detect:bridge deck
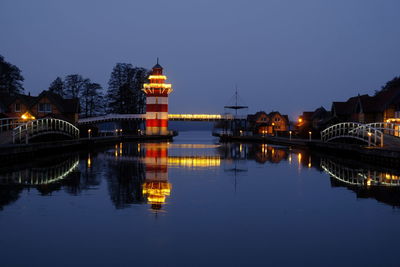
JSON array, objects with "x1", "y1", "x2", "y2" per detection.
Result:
[{"x1": 78, "y1": 114, "x2": 246, "y2": 124}]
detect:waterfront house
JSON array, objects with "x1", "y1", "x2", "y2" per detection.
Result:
[
  {"x1": 331, "y1": 86, "x2": 400, "y2": 124},
  {"x1": 0, "y1": 91, "x2": 80, "y2": 123},
  {"x1": 247, "y1": 111, "x2": 289, "y2": 135}
]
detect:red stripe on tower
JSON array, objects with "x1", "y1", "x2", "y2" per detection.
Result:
[{"x1": 142, "y1": 59, "x2": 173, "y2": 136}]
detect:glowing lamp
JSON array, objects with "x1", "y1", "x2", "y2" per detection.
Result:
[{"x1": 20, "y1": 112, "x2": 35, "y2": 121}]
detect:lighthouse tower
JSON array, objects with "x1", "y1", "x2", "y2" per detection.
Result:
[{"x1": 142, "y1": 59, "x2": 173, "y2": 135}]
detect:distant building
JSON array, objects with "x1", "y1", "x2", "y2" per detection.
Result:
[
  {"x1": 247, "y1": 111, "x2": 289, "y2": 135},
  {"x1": 0, "y1": 91, "x2": 80, "y2": 123}
]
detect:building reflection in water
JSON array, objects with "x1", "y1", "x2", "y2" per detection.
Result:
[{"x1": 141, "y1": 143, "x2": 171, "y2": 211}]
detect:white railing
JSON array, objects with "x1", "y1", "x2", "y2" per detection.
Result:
[
  {"x1": 78, "y1": 114, "x2": 146, "y2": 124},
  {"x1": 321, "y1": 158, "x2": 400, "y2": 186},
  {"x1": 77, "y1": 113, "x2": 246, "y2": 124},
  {"x1": 366, "y1": 122, "x2": 400, "y2": 137},
  {"x1": 321, "y1": 122, "x2": 384, "y2": 147},
  {"x1": 0, "y1": 117, "x2": 23, "y2": 133},
  {"x1": 13, "y1": 118, "x2": 80, "y2": 144}
]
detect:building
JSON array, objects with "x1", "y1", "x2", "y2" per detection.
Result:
[
  {"x1": 296, "y1": 106, "x2": 332, "y2": 137},
  {"x1": 247, "y1": 111, "x2": 289, "y2": 135},
  {"x1": 331, "y1": 85, "x2": 400, "y2": 124},
  {"x1": 142, "y1": 60, "x2": 173, "y2": 135},
  {"x1": 0, "y1": 91, "x2": 80, "y2": 123}
]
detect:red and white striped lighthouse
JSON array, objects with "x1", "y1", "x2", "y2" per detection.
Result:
[{"x1": 142, "y1": 59, "x2": 173, "y2": 135}]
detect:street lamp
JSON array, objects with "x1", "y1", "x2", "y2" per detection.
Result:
[
  {"x1": 368, "y1": 132, "x2": 372, "y2": 146},
  {"x1": 88, "y1": 129, "x2": 91, "y2": 140},
  {"x1": 289, "y1": 130, "x2": 292, "y2": 140},
  {"x1": 308, "y1": 131, "x2": 312, "y2": 141},
  {"x1": 272, "y1": 122, "x2": 275, "y2": 136}
]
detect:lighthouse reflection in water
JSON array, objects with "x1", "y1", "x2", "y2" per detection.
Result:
[{"x1": 141, "y1": 143, "x2": 171, "y2": 211}]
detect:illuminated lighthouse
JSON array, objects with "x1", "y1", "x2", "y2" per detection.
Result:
[{"x1": 142, "y1": 59, "x2": 173, "y2": 135}]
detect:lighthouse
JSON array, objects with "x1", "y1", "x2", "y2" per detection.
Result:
[{"x1": 142, "y1": 59, "x2": 173, "y2": 135}]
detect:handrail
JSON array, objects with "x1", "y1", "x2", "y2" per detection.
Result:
[
  {"x1": 321, "y1": 122, "x2": 384, "y2": 147},
  {"x1": 12, "y1": 118, "x2": 80, "y2": 144},
  {"x1": 366, "y1": 122, "x2": 400, "y2": 137},
  {"x1": 0, "y1": 117, "x2": 23, "y2": 133}
]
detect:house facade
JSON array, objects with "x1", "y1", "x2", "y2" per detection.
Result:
[
  {"x1": 0, "y1": 91, "x2": 79, "y2": 123},
  {"x1": 247, "y1": 111, "x2": 289, "y2": 135}
]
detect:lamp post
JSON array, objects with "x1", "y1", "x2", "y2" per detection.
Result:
[
  {"x1": 289, "y1": 130, "x2": 292, "y2": 140},
  {"x1": 368, "y1": 132, "x2": 372, "y2": 146},
  {"x1": 309, "y1": 131, "x2": 312, "y2": 141},
  {"x1": 88, "y1": 129, "x2": 91, "y2": 140}
]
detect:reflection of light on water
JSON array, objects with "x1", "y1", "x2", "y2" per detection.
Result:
[
  {"x1": 308, "y1": 156, "x2": 312, "y2": 168},
  {"x1": 261, "y1": 144, "x2": 267, "y2": 154},
  {"x1": 321, "y1": 158, "x2": 400, "y2": 187},
  {"x1": 239, "y1": 144, "x2": 243, "y2": 153},
  {"x1": 168, "y1": 156, "x2": 221, "y2": 168},
  {"x1": 168, "y1": 144, "x2": 220, "y2": 149},
  {"x1": 87, "y1": 154, "x2": 91, "y2": 168},
  {"x1": 119, "y1": 142, "x2": 123, "y2": 154},
  {"x1": 1, "y1": 158, "x2": 79, "y2": 185},
  {"x1": 142, "y1": 181, "x2": 172, "y2": 204},
  {"x1": 288, "y1": 154, "x2": 292, "y2": 164},
  {"x1": 297, "y1": 153, "x2": 302, "y2": 172}
]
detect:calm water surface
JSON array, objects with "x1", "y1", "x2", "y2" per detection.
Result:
[{"x1": 1, "y1": 131, "x2": 400, "y2": 266}]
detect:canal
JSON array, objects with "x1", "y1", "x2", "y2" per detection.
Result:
[{"x1": 0, "y1": 131, "x2": 400, "y2": 266}]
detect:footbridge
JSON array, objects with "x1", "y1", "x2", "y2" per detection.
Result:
[
  {"x1": 12, "y1": 118, "x2": 80, "y2": 144},
  {"x1": 321, "y1": 122, "x2": 400, "y2": 147},
  {"x1": 77, "y1": 113, "x2": 241, "y2": 125}
]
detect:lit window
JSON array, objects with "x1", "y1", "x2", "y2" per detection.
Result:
[
  {"x1": 15, "y1": 103, "x2": 21, "y2": 112},
  {"x1": 39, "y1": 103, "x2": 51, "y2": 113}
]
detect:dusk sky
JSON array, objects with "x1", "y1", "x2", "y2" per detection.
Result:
[{"x1": 1, "y1": 0, "x2": 400, "y2": 118}]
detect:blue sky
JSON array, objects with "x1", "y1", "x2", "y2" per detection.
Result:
[{"x1": 1, "y1": 0, "x2": 399, "y2": 119}]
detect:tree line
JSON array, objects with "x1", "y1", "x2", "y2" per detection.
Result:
[{"x1": 0, "y1": 54, "x2": 148, "y2": 117}]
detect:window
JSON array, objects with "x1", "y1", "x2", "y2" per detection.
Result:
[
  {"x1": 274, "y1": 117, "x2": 280, "y2": 122},
  {"x1": 15, "y1": 103, "x2": 21, "y2": 112},
  {"x1": 39, "y1": 103, "x2": 51, "y2": 113}
]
